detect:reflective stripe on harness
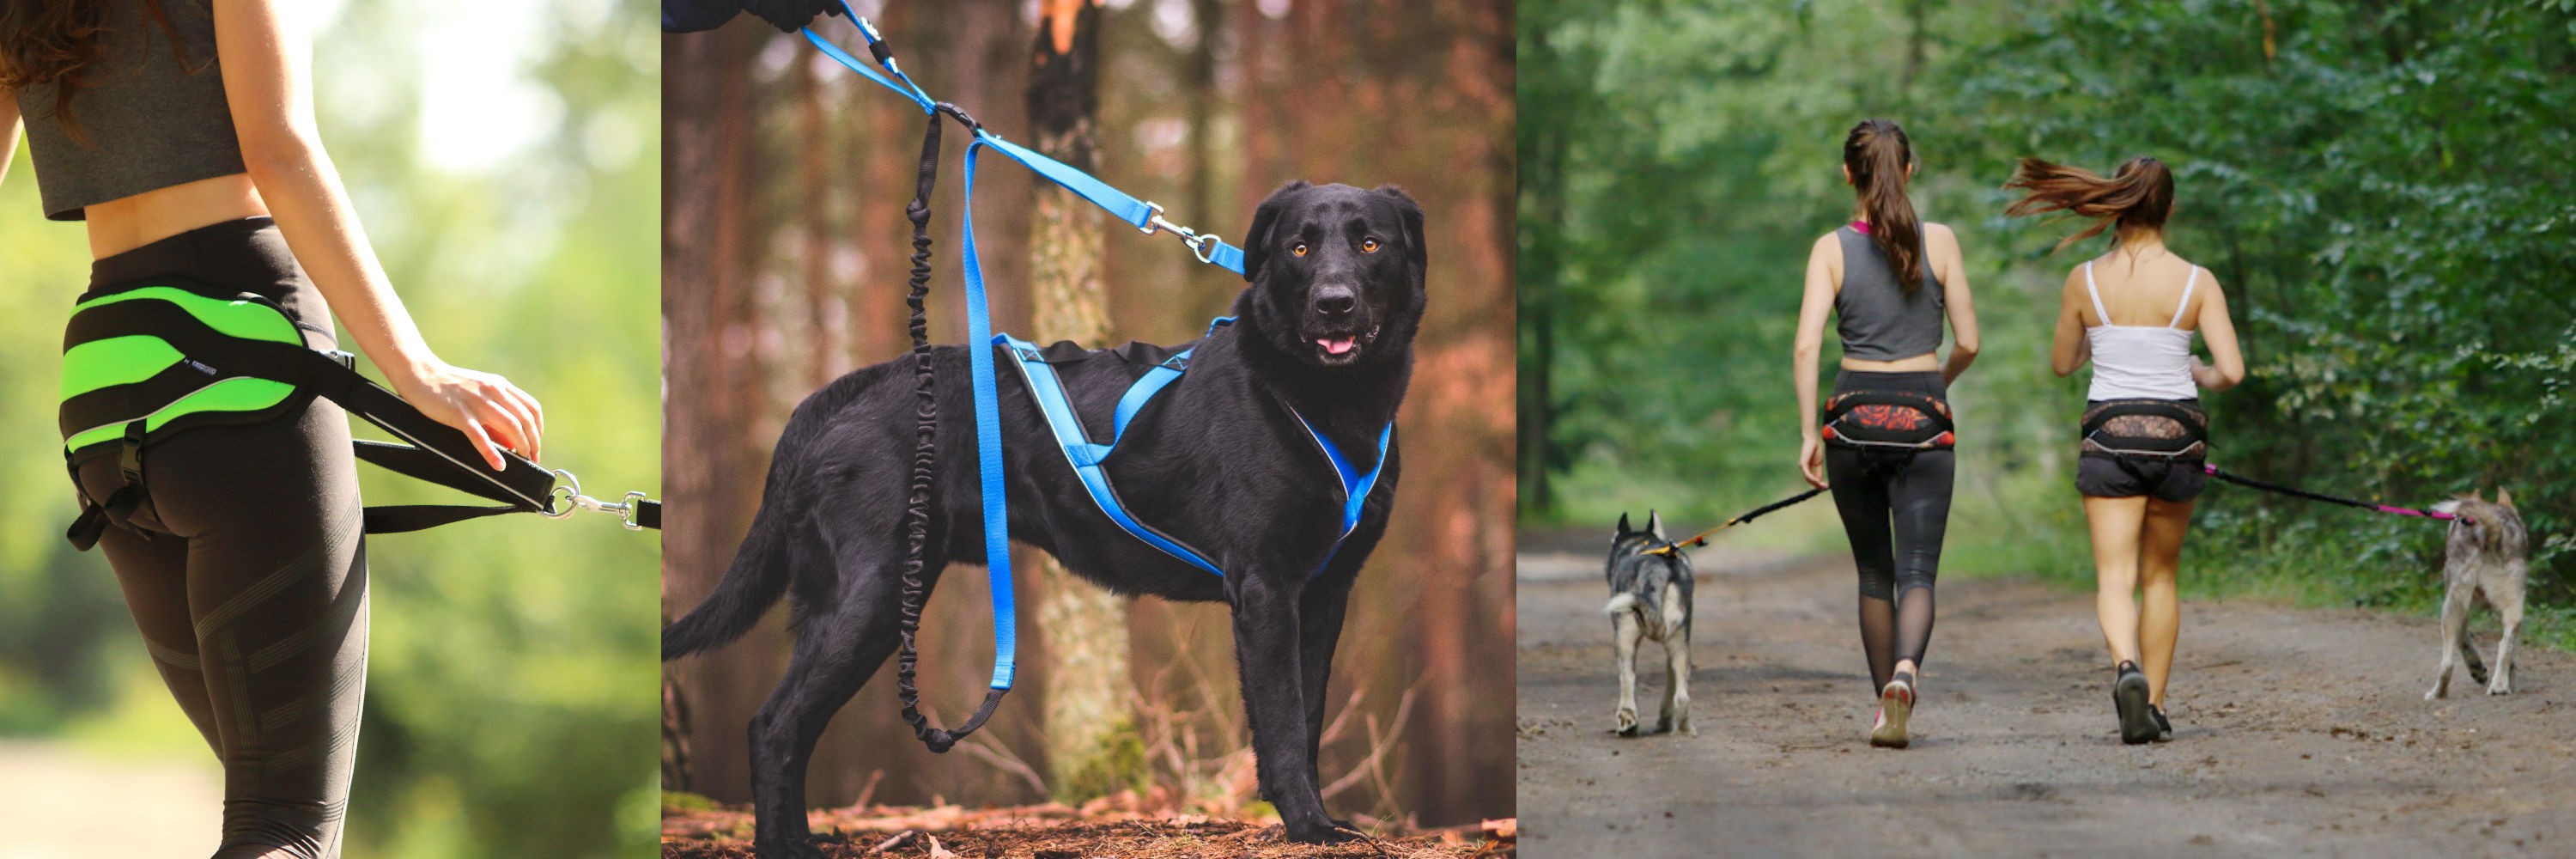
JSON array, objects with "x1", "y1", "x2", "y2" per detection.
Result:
[
  {"x1": 998, "y1": 317, "x2": 1393, "y2": 579},
  {"x1": 57, "y1": 281, "x2": 659, "y2": 549}
]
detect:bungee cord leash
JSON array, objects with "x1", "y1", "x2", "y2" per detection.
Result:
[
  {"x1": 1641, "y1": 487, "x2": 1828, "y2": 557},
  {"x1": 2201, "y1": 464, "x2": 2458, "y2": 521}
]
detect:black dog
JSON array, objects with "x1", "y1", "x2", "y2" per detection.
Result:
[{"x1": 664, "y1": 181, "x2": 1425, "y2": 852}]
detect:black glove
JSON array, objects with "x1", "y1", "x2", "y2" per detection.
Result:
[{"x1": 663, "y1": 0, "x2": 843, "y2": 34}]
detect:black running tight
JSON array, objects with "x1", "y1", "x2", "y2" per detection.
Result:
[
  {"x1": 1824, "y1": 370, "x2": 1954, "y2": 691},
  {"x1": 68, "y1": 219, "x2": 365, "y2": 859}
]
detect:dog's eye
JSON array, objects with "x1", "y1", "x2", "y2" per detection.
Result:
[
  {"x1": 1362, "y1": 237, "x2": 1380, "y2": 253},
  {"x1": 1291, "y1": 242, "x2": 1309, "y2": 258}
]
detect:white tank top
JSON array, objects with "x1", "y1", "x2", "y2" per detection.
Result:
[{"x1": 2083, "y1": 260, "x2": 2200, "y2": 400}]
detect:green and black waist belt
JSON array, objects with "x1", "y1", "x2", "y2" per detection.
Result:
[{"x1": 58, "y1": 280, "x2": 659, "y2": 549}]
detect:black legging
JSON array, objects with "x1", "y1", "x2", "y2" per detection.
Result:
[
  {"x1": 1824, "y1": 369, "x2": 1954, "y2": 691},
  {"x1": 67, "y1": 218, "x2": 365, "y2": 859}
]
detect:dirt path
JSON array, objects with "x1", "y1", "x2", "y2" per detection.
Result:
[{"x1": 1516, "y1": 539, "x2": 2576, "y2": 858}]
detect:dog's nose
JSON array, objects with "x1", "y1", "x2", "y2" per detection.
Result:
[{"x1": 1312, "y1": 286, "x2": 1357, "y2": 320}]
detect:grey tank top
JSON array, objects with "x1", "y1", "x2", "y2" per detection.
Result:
[
  {"x1": 1832, "y1": 223, "x2": 1946, "y2": 361},
  {"x1": 16, "y1": 0, "x2": 245, "y2": 222}
]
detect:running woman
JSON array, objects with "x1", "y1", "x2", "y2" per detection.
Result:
[
  {"x1": 1793, "y1": 119, "x2": 1981, "y2": 748},
  {"x1": 2005, "y1": 155, "x2": 2245, "y2": 745},
  {"x1": 3, "y1": 2, "x2": 542, "y2": 855}
]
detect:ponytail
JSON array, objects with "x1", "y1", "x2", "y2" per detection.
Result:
[
  {"x1": 1843, "y1": 119, "x2": 1923, "y2": 290},
  {"x1": 2002, "y1": 155, "x2": 2175, "y2": 249}
]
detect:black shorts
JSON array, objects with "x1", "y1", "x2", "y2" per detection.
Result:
[{"x1": 2075, "y1": 453, "x2": 2206, "y2": 503}]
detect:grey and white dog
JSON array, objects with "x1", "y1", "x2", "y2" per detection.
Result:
[
  {"x1": 2426, "y1": 490, "x2": 2530, "y2": 699},
  {"x1": 1606, "y1": 512, "x2": 1693, "y2": 735}
]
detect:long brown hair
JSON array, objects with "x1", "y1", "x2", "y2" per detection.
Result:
[
  {"x1": 0, "y1": 0, "x2": 188, "y2": 143},
  {"x1": 2002, "y1": 155, "x2": 2175, "y2": 249},
  {"x1": 1844, "y1": 119, "x2": 1923, "y2": 290}
]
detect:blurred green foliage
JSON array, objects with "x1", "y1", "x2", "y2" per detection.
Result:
[
  {"x1": 0, "y1": 1, "x2": 659, "y2": 856},
  {"x1": 1522, "y1": 0, "x2": 2574, "y2": 645}
]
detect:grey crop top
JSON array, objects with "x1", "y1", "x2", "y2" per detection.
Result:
[
  {"x1": 1832, "y1": 223, "x2": 1946, "y2": 361},
  {"x1": 15, "y1": 0, "x2": 246, "y2": 222}
]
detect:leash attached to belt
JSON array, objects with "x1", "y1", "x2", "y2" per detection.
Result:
[
  {"x1": 1642, "y1": 487, "x2": 1828, "y2": 557},
  {"x1": 2202, "y1": 465, "x2": 2458, "y2": 522},
  {"x1": 58, "y1": 284, "x2": 659, "y2": 552},
  {"x1": 804, "y1": 3, "x2": 1290, "y2": 753}
]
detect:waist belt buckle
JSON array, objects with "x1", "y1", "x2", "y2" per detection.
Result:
[
  {"x1": 117, "y1": 420, "x2": 147, "y2": 485},
  {"x1": 325, "y1": 350, "x2": 357, "y2": 370}
]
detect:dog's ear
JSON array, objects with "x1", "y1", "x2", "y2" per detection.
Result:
[
  {"x1": 1240, "y1": 180, "x2": 1312, "y2": 282},
  {"x1": 1646, "y1": 510, "x2": 1666, "y2": 540},
  {"x1": 2473, "y1": 489, "x2": 2486, "y2": 503},
  {"x1": 1373, "y1": 185, "x2": 1427, "y2": 277},
  {"x1": 2498, "y1": 488, "x2": 2514, "y2": 509},
  {"x1": 1616, "y1": 512, "x2": 1633, "y2": 537}
]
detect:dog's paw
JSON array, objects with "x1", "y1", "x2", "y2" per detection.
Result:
[
  {"x1": 753, "y1": 838, "x2": 830, "y2": 859},
  {"x1": 1612, "y1": 706, "x2": 1639, "y2": 735},
  {"x1": 1280, "y1": 821, "x2": 1362, "y2": 844},
  {"x1": 2468, "y1": 665, "x2": 2491, "y2": 686},
  {"x1": 2425, "y1": 685, "x2": 2448, "y2": 701},
  {"x1": 2487, "y1": 679, "x2": 2513, "y2": 696}
]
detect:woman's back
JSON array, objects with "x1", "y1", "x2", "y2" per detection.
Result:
[
  {"x1": 2081, "y1": 253, "x2": 2202, "y2": 401},
  {"x1": 1831, "y1": 222, "x2": 1947, "y2": 362}
]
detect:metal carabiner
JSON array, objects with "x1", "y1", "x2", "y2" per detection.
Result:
[
  {"x1": 1140, "y1": 201, "x2": 1218, "y2": 264},
  {"x1": 538, "y1": 468, "x2": 651, "y2": 530}
]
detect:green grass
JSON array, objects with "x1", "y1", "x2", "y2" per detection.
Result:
[{"x1": 58, "y1": 663, "x2": 212, "y2": 760}]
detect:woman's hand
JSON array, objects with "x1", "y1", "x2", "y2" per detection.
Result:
[
  {"x1": 1799, "y1": 434, "x2": 1829, "y2": 489},
  {"x1": 390, "y1": 360, "x2": 545, "y2": 470}
]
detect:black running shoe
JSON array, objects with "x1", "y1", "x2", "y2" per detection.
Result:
[
  {"x1": 2113, "y1": 661, "x2": 2156, "y2": 746},
  {"x1": 2151, "y1": 705, "x2": 2173, "y2": 742}
]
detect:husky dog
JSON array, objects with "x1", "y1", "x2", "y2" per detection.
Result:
[
  {"x1": 1606, "y1": 512, "x2": 1694, "y2": 735},
  {"x1": 2426, "y1": 490, "x2": 2530, "y2": 699}
]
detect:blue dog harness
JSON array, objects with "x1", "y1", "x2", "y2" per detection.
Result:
[
  {"x1": 997, "y1": 317, "x2": 1394, "y2": 578},
  {"x1": 798, "y1": 3, "x2": 1394, "y2": 752}
]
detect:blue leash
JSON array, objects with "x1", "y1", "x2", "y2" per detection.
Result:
[
  {"x1": 805, "y1": 8, "x2": 1248, "y2": 273},
  {"x1": 803, "y1": 4, "x2": 1253, "y2": 752}
]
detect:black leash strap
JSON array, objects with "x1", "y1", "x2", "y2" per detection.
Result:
[
  {"x1": 1643, "y1": 487, "x2": 1829, "y2": 557},
  {"x1": 2202, "y1": 465, "x2": 2455, "y2": 521}
]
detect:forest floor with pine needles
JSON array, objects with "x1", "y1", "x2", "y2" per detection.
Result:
[{"x1": 662, "y1": 798, "x2": 1513, "y2": 858}]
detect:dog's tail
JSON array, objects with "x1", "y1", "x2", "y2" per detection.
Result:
[
  {"x1": 662, "y1": 470, "x2": 796, "y2": 661},
  {"x1": 1604, "y1": 593, "x2": 1640, "y2": 617}
]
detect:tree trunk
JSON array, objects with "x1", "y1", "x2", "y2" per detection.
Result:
[
  {"x1": 660, "y1": 23, "x2": 766, "y2": 796},
  {"x1": 1518, "y1": 24, "x2": 1563, "y2": 514},
  {"x1": 1027, "y1": 0, "x2": 1143, "y2": 804}
]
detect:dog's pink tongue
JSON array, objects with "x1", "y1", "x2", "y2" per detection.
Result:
[{"x1": 1318, "y1": 337, "x2": 1356, "y2": 356}]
